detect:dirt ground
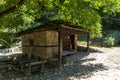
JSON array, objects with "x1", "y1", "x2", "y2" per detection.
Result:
[
  {"x1": 80, "y1": 46, "x2": 120, "y2": 80},
  {"x1": 77, "y1": 46, "x2": 120, "y2": 80},
  {"x1": 0, "y1": 46, "x2": 120, "y2": 80}
]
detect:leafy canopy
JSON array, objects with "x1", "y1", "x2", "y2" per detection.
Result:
[{"x1": 0, "y1": 0, "x2": 120, "y2": 38}]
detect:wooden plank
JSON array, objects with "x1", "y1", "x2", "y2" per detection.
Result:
[
  {"x1": 24, "y1": 60, "x2": 46, "y2": 75},
  {"x1": 29, "y1": 61, "x2": 46, "y2": 65},
  {"x1": 19, "y1": 58, "x2": 39, "y2": 64}
]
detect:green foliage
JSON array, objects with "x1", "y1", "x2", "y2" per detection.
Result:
[
  {"x1": 101, "y1": 31, "x2": 120, "y2": 47},
  {"x1": 0, "y1": 0, "x2": 120, "y2": 38},
  {"x1": 0, "y1": 0, "x2": 19, "y2": 13},
  {"x1": 85, "y1": 0, "x2": 120, "y2": 13},
  {"x1": 0, "y1": 32, "x2": 19, "y2": 48},
  {"x1": 77, "y1": 35, "x2": 87, "y2": 45},
  {"x1": 0, "y1": 0, "x2": 6, "y2": 6},
  {"x1": 58, "y1": 0, "x2": 103, "y2": 38},
  {"x1": 102, "y1": 13, "x2": 120, "y2": 30}
]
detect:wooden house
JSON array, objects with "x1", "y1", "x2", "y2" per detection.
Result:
[{"x1": 17, "y1": 21, "x2": 90, "y2": 65}]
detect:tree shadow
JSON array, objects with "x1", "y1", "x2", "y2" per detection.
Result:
[
  {"x1": 60, "y1": 63, "x2": 107, "y2": 79},
  {"x1": 0, "y1": 52, "x2": 107, "y2": 80},
  {"x1": 39, "y1": 52, "x2": 108, "y2": 80},
  {"x1": 61, "y1": 57, "x2": 107, "y2": 79},
  {"x1": 77, "y1": 46, "x2": 104, "y2": 53}
]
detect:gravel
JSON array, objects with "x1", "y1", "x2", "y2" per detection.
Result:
[{"x1": 0, "y1": 46, "x2": 120, "y2": 80}]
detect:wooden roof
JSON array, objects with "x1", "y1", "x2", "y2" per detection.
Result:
[
  {"x1": 58, "y1": 25, "x2": 89, "y2": 35},
  {"x1": 17, "y1": 21, "x2": 90, "y2": 36}
]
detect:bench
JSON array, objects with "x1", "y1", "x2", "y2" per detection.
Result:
[{"x1": 11, "y1": 58, "x2": 46, "y2": 75}]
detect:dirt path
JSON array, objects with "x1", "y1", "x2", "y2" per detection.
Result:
[
  {"x1": 0, "y1": 47, "x2": 120, "y2": 80},
  {"x1": 35, "y1": 47, "x2": 120, "y2": 80},
  {"x1": 78, "y1": 47, "x2": 120, "y2": 80}
]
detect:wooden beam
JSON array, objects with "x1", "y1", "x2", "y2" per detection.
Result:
[
  {"x1": 22, "y1": 45, "x2": 59, "y2": 47},
  {"x1": 74, "y1": 35, "x2": 77, "y2": 51},
  {"x1": 58, "y1": 25, "x2": 89, "y2": 35},
  {"x1": 58, "y1": 31, "x2": 62, "y2": 66},
  {"x1": 17, "y1": 28, "x2": 57, "y2": 36}
]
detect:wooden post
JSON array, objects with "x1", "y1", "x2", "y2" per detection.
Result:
[
  {"x1": 58, "y1": 31, "x2": 62, "y2": 66},
  {"x1": 74, "y1": 35, "x2": 77, "y2": 51},
  {"x1": 87, "y1": 34, "x2": 90, "y2": 52},
  {"x1": 28, "y1": 63, "x2": 31, "y2": 75}
]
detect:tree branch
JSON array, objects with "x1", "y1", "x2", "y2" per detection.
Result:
[{"x1": 0, "y1": 0, "x2": 25, "y2": 18}]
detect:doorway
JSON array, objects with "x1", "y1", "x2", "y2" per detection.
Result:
[{"x1": 62, "y1": 35, "x2": 76, "y2": 51}]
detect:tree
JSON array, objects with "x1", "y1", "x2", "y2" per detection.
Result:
[
  {"x1": 102, "y1": 12, "x2": 120, "y2": 30},
  {"x1": 0, "y1": 0, "x2": 25, "y2": 18},
  {"x1": 0, "y1": 0, "x2": 120, "y2": 38}
]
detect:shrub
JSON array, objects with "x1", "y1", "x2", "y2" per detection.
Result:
[
  {"x1": 0, "y1": 32, "x2": 20, "y2": 48},
  {"x1": 101, "y1": 31, "x2": 120, "y2": 47}
]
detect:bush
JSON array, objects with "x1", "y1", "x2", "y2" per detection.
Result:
[
  {"x1": 0, "y1": 32, "x2": 20, "y2": 48},
  {"x1": 101, "y1": 31, "x2": 120, "y2": 47}
]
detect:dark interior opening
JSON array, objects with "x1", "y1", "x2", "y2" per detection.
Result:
[
  {"x1": 70, "y1": 35, "x2": 75, "y2": 50},
  {"x1": 62, "y1": 35, "x2": 75, "y2": 51}
]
